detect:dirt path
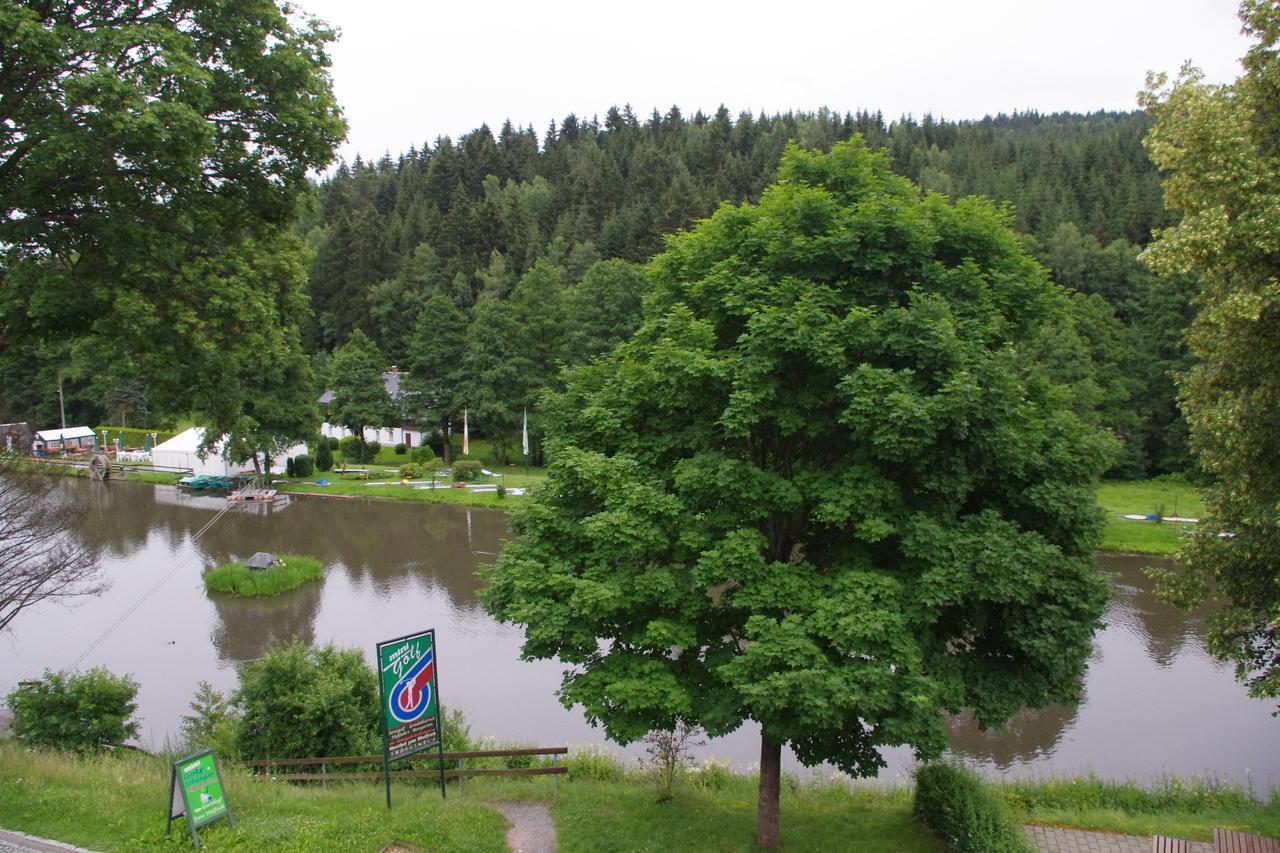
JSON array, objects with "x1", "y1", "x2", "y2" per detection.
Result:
[{"x1": 494, "y1": 802, "x2": 556, "y2": 853}]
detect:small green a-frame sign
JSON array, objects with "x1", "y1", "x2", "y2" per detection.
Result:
[{"x1": 167, "y1": 749, "x2": 234, "y2": 848}]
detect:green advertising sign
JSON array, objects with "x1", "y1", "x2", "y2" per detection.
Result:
[
  {"x1": 167, "y1": 749, "x2": 233, "y2": 847},
  {"x1": 376, "y1": 628, "x2": 446, "y2": 807},
  {"x1": 377, "y1": 628, "x2": 441, "y2": 761}
]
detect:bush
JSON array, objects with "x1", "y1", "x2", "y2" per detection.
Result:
[
  {"x1": 496, "y1": 483, "x2": 507, "y2": 498},
  {"x1": 327, "y1": 436, "x2": 340, "y2": 450},
  {"x1": 565, "y1": 744, "x2": 626, "y2": 782},
  {"x1": 180, "y1": 681, "x2": 241, "y2": 759},
  {"x1": 338, "y1": 435, "x2": 361, "y2": 459},
  {"x1": 361, "y1": 440, "x2": 381, "y2": 462},
  {"x1": 411, "y1": 445, "x2": 435, "y2": 464},
  {"x1": 394, "y1": 442, "x2": 407, "y2": 455},
  {"x1": 235, "y1": 641, "x2": 379, "y2": 760},
  {"x1": 452, "y1": 459, "x2": 483, "y2": 481},
  {"x1": 286, "y1": 456, "x2": 296, "y2": 477},
  {"x1": 315, "y1": 439, "x2": 333, "y2": 472},
  {"x1": 400, "y1": 463, "x2": 425, "y2": 480},
  {"x1": 914, "y1": 763, "x2": 1032, "y2": 853},
  {"x1": 293, "y1": 454, "x2": 314, "y2": 478},
  {"x1": 5, "y1": 667, "x2": 140, "y2": 751}
]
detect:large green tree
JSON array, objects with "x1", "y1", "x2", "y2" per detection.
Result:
[
  {"x1": 0, "y1": 0, "x2": 344, "y2": 433},
  {"x1": 1140, "y1": 0, "x2": 1280, "y2": 700},
  {"x1": 482, "y1": 140, "x2": 1110, "y2": 847},
  {"x1": 327, "y1": 330, "x2": 393, "y2": 459}
]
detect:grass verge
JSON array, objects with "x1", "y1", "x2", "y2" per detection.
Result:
[
  {"x1": 0, "y1": 743, "x2": 507, "y2": 852},
  {"x1": 1096, "y1": 476, "x2": 1204, "y2": 555},
  {"x1": 203, "y1": 555, "x2": 324, "y2": 597},
  {"x1": 1000, "y1": 774, "x2": 1280, "y2": 842}
]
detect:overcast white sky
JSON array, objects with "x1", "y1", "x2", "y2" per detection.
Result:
[{"x1": 293, "y1": 0, "x2": 1252, "y2": 165}]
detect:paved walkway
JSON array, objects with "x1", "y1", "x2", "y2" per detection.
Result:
[
  {"x1": 1025, "y1": 825, "x2": 1212, "y2": 853},
  {"x1": 494, "y1": 802, "x2": 556, "y2": 853},
  {"x1": 0, "y1": 829, "x2": 96, "y2": 853}
]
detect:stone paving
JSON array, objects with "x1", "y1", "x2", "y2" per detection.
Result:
[
  {"x1": 0, "y1": 829, "x2": 96, "y2": 853},
  {"x1": 1025, "y1": 824, "x2": 1212, "y2": 853}
]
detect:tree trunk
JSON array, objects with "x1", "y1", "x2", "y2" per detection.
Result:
[
  {"x1": 756, "y1": 730, "x2": 781, "y2": 849},
  {"x1": 439, "y1": 418, "x2": 452, "y2": 464}
]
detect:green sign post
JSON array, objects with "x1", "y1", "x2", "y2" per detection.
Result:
[
  {"x1": 166, "y1": 749, "x2": 234, "y2": 848},
  {"x1": 376, "y1": 628, "x2": 445, "y2": 807}
]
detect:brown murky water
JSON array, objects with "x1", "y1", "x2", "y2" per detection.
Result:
[{"x1": 0, "y1": 480, "x2": 1275, "y2": 787}]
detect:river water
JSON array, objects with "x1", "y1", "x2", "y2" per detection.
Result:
[{"x1": 0, "y1": 480, "x2": 1274, "y2": 788}]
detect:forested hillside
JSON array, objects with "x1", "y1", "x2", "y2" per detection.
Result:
[{"x1": 304, "y1": 107, "x2": 1193, "y2": 476}]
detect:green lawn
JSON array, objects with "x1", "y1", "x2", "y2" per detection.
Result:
[
  {"x1": 1095, "y1": 476, "x2": 1204, "y2": 555},
  {"x1": 277, "y1": 465, "x2": 547, "y2": 509},
  {"x1": 549, "y1": 778, "x2": 942, "y2": 853},
  {"x1": 0, "y1": 744, "x2": 507, "y2": 852},
  {"x1": 4, "y1": 744, "x2": 1278, "y2": 852}
]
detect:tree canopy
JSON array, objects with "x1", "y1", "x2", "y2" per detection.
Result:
[
  {"x1": 0, "y1": 0, "x2": 344, "y2": 437},
  {"x1": 482, "y1": 139, "x2": 1111, "y2": 847},
  {"x1": 1140, "y1": 0, "x2": 1280, "y2": 701}
]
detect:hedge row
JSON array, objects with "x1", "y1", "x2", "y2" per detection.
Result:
[{"x1": 914, "y1": 763, "x2": 1031, "y2": 853}]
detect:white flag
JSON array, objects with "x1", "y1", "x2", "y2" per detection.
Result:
[
  {"x1": 522, "y1": 408, "x2": 529, "y2": 457},
  {"x1": 462, "y1": 408, "x2": 469, "y2": 457}
]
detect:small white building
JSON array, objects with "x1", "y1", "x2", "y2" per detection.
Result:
[
  {"x1": 35, "y1": 426, "x2": 96, "y2": 453},
  {"x1": 151, "y1": 427, "x2": 307, "y2": 476},
  {"x1": 318, "y1": 369, "x2": 426, "y2": 448}
]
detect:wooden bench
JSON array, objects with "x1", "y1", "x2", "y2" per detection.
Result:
[
  {"x1": 243, "y1": 746, "x2": 569, "y2": 799},
  {"x1": 1214, "y1": 828, "x2": 1280, "y2": 852},
  {"x1": 1153, "y1": 837, "x2": 1193, "y2": 852}
]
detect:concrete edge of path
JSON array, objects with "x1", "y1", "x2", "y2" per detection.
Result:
[{"x1": 0, "y1": 828, "x2": 98, "y2": 853}]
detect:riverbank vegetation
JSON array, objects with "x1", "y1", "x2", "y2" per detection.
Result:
[
  {"x1": 202, "y1": 556, "x2": 325, "y2": 597},
  {"x1": 1, "y1": 742, "x2": 1277, "y2": 852}
]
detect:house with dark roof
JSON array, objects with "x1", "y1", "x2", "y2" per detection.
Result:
[{"x1": 318, "y1": 368, "x2": 427, "y2": 447}]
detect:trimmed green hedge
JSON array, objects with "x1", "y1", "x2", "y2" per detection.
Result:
[
  {"x1": 203, "y1": 555, "x2": 324, "y2": 597},
  {"x1": 90, "y1": 427, "x2": 178, "y2": 448},
  {"x1": 914, "y1": 763, "x2": 1032, "y2": 853}
]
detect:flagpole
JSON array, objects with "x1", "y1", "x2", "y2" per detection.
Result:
[{"x1": 462, "y1": 409, "x2": 469, "y2": 458}]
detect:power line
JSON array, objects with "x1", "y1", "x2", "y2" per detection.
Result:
[{"x1": 67, "y1": 481, "x2": 254, "y2": 670}]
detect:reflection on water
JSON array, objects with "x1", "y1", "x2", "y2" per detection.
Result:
[{"x1": 0, "y1": 479, "x2": 1275, "y2": 787}]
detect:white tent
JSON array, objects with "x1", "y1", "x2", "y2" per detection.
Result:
[
  {"x1": 151, "y1": 428, "x2": 238, "y2": 476},
  {"x1": 151, "y1": 428, "x2": 309, "y2": 476},
  {"x1": 35, "y1": 426, "x2": 96, "y2": 450}
]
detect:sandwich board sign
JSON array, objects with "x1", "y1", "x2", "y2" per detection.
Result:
[
  {"x1": 167, "y1": 749, "x2": 234, "y2": 847},
  {"x1": 377, "y1": 628, "x2": 446, "y2": 806}
]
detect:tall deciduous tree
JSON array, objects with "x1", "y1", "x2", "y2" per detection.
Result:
[
  {"x1": 482, "y1": 140, "x2": 1110, "y2": 847},
  {"x1": 1140, "y1": 0, "x2": 1280, "y2": 701},
  {"x1": 405, "y1": 294, "x2": 467, "y2": 463},
  {"x1": 0, "y1": 0, "x2": 344, "y2": 435},
  {"x1": 328, "y1": 330, "x2": 393, "y2": 459}
]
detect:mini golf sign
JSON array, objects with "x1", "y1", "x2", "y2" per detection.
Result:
[
  {"x1": 166, "y1": 749, "x2": 233, "y2": 847},
  {"x1": 377, "y1": 628, "x2": 445, "y2": 805}
]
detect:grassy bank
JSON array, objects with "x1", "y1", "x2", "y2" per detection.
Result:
[
  {"x1": 277, "y1": 466, "x2": 546, "y2": 508},
  {"x1": 4, "y1": 743, "x2": 1277, "y2": 851},
  {"x1": 203, "y1": 555, "x2": 324, "y2": 597},
  {"x1": 1096, "y1": 476, "x2": 1204, "y2": 555},
  {"x1": 1000, "y1": 774, "x2": 1280, "y2": 842},
  {"x1": 0, "y1": 744, "x2": 507, "y2": 851}
]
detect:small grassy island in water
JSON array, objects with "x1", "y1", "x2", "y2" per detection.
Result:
[{"x1": 203, "y1": 554, "x2": 324, "y2": 596}]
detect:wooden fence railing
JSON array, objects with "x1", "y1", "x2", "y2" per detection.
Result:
[{"x1": 242, "y1": 746, "x2": 569, "y2": 799}]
